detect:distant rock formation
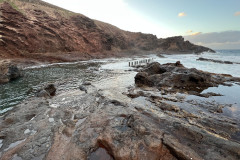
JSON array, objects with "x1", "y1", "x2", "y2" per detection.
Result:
[
  {"x1": 158, "y1": 36, "x2": 215, "y2": 53},
  {"x1": 0, "y1": 0, "x2": 215, "y2": 62},
  {"x1": 197, "y1": 57, "x2": 240, "y2": 64}
]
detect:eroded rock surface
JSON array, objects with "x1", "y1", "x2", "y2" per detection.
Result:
[
  {"x1": 0, "y1": 60, "x2": 21, "y2": 84},
  {"x1": 0, "y1": 69, "x2": 239, "y2": 160},
  {"x1": 135, "y1": 62, "x2": 240, "y2": 93},
  {"x1": 0, "y1": 1, "x2": 214, "y2": 62},
  {"x1": 36, "y1": 84, "x2": 56, "y2": 98}
]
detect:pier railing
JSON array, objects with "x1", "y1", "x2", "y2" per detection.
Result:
[{"x1": 128, "y1": 58, "x2": 154, "y2": 67}]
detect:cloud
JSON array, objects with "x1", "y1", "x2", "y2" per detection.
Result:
[
  {"x1": 235, "y1": 11, "x2": 240, "y2": 16},
  {"x1": 190, "y1": 32, "x2": 202, "y2": 36},
  {"x1": 178, "y1": 12, "x2": 187, "y2": 17},
  {"x1": 186, "y1": 30, "x2": 201, "y2": 36},
  {"x1": 186, "y1": 30, "x2": 193, "y2": 34},
  {"x1": 184, "y1": 31, "x2": 240, "y2": 49}
]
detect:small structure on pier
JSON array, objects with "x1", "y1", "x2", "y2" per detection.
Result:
[{"x1": 128, "y1": 58, "x2": 153, "y2": 67}]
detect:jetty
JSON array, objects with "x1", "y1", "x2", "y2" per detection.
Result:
[{"x1": 128, "y1": 58, "x2": 154, "y2": 67}]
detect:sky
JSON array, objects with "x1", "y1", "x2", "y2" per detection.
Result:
[{"x1": 42, "y1": 0, "x2": 240, "y2": 49}]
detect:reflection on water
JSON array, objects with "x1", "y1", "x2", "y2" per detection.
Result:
[{"x1": 201, "y1": 83, "x2": 240, "y2": 119}]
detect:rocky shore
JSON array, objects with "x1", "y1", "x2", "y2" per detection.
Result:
[
  {"x1": 135, "y1": 61, "x2": 240, "y2": 94},
  {"x1": 0, "y1": 62, "x2": 239, "y2": 160}
]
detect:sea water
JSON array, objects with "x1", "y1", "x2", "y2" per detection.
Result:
[
  {"x1": 154, "y1": 50, "x2": 240, "y2": 119},
  {"x1": 154, "y1": 50, "x2": 240, "y2": 77},
  {"x1": 1, "y1": 50, "x2": 240, "y2": 116},
  {"x1": 0, "y1": 62, "x2": 102, "y2": 111}
]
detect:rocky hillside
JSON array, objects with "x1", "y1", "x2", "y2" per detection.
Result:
[{"x1": 0, "y1": 0, "x2": 214, "y2": 61}]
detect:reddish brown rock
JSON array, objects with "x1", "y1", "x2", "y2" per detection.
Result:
[{"x1": 0, "y1": 1, "x2": 214, "y2": 63}]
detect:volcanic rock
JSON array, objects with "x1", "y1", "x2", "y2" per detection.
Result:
[
  {"x1": 79, "y1": 85, "x2": 88, "y2": 93},
  {"x1": 0, "y1": 1, "x2": 214, "y2": 62},
  {"x1": 197, "y1": 57, "x2": 240, "y2": 65},
  {"x1": 0, "y1": 60, "x2": 21, "y2": 84},
  {"x1": 135, "y1": 62, "x2": 240, "y2": 92},
  {"x1": 36, "y1": 84, "x2": 56, "y2": 97}
]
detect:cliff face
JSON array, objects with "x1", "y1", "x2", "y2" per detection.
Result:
[{"x1": 0, "y1": 0, "x2": 214, "y2": 60}]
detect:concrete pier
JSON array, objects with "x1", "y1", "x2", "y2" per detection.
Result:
[{"x1": 128, "y1": 58, "x2": 153, "y2": 67}]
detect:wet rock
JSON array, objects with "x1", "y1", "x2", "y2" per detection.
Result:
[
  {"x1": 126, "y1": 90, "x2": 146, "y2": 98},
  {"x1": 216, "y1": 105, "x2": 224, "y2": 113},
  {"x1": 135, "y1": 72, "x2": 153, "y2": 87},
  {"x1": 36, "y1": 90, "x2": 50, "y2": 98},
  {"x1": 0, "y1": 60, "x2": 21, "y2": 84},
  {"x1": 157, "y1": 54, "x2": 165, "y2": 58},
  {"x1": 149, "y1": 96, "x2": 180, "y2": 112},
  {"x1": 175, "y1": 61, "x2": 184, "y2": 67},
  {"x1": 159, "y1": 103, "x2": 180, "y2": 112},
  {"x1": 44, "y1": 84, "x2": 56, "y2": 96},
  {"x1": 82, "y1": 81, "x2": 91, "y2": 86},
  {"x1": 135, "y1": 62, "x2": 239, "y2": 93},
  {"x1": 36, "y1": 84, "x2": 56, "y2": 97},
  {"x1": 109, "y1": 100, "x2": 125, "y2": 106},
  {"x1": 141, "y1": 62, "x2": 167, "y2": 75},
  {"x1": 199, "y1": 92, "x2": 223, "y2": 98},
  {"x1": 1, "y1": 68, "x2": 240, "y2": 160},
  {"x1": 79, "y1": 85, "x2": 88, "y2": 93}
]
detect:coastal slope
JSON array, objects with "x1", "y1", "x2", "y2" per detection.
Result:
[{"x1": 0, "y1": 0, "x2": 214, "y2": 62}]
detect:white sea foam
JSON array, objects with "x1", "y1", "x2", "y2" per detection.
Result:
[{"x1": 154, "y1": 51, "x2": 240, "y2": 77}]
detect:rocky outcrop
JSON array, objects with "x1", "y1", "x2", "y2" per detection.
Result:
[
  {"x1": 197, "y1": 57, "x2": 240, "y2": 64},
  {"x1": 0, "y1": 70, "x2": 239, "y2": 160},
  {"x1": 0, "y1": 0, "x2": 214, "y2": 62},
  {"x1": 158, "y1": 36, "x2": 215, "y2": 53},
  {"x1": 0, "y1": 60, "x2": 21, "y2": 84},
  {"x1": 36, "y1": 84, "x2": 56, "y2": 97},
  {"x1": 135, "y1": 62, "x2": 240, "y2": 93}
]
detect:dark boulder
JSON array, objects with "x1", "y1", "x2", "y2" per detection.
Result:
[
  {"x1": 44, "y1": 84, "x2": 56, "y2": 96},
  {"x1": 36, "y1": 90, "x2": 51, "y2": 98},
  {"x1": 141, "y1": 62, "x2": 167, "y2": 75},
  {"x1": 79, "y1": 85, "x2": 88, "y2": 93},
  {"x1": 135, "y1": 62, "x2": 234, "y2": 92},
  {"x1": 175, "y1": 61, "x2": 184, "y2": 67},
  {"x1": 0, "y1": 60, "x2": 21, "y2": 84},
  {"x1": 135, "y1": 72, "x2": 153, "y2": 87},
  {"x1": 36, "y1": 84, "x2": 56, "y2": 98}
]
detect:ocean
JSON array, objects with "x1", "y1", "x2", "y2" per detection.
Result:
[{"x1": 154, "y1": 50, "x2": 240, "y2": 77}]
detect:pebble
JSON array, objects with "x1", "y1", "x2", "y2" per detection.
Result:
[
  {"x1": 50, "y1": 104, "x2": 58, "y2": 108},
  {"x1": 24, "y1": 129, "x2": 31, "y2": 134},
  {"x1": 49, "y1": 118, "x2": 54, "y2": 122}
]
